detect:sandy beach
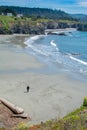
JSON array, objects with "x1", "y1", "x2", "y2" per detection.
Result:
[{"x1": 0, "y1": 34, "x2": 87, "y2": 125}]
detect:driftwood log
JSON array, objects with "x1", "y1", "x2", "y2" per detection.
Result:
[
  {"x1": 0, "y1": 97, "x2": 24, "y2": 114},
  {"x1": 11, "y1": 113, "x2": 29, "y2": 119}
]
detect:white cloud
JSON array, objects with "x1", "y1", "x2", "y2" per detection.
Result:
[{"x1": 78, "y1": 2, "x2": 87, "y2": 7}]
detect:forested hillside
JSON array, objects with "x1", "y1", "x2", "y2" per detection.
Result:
[
  {"x1": 0, "y1": 6, "x2": 75, "y2": 20},
  {"x1": 71, "y1": 14, "x2": 87, "y2": 22}
]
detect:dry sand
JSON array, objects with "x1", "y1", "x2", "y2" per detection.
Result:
[{"x1": 0, "y1": 35, "x2": 87, "y2": 125}]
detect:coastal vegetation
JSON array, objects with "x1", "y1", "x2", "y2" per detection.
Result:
[
  {"x1": 0, "y1": 6, "x2": 87, "y2": 34},
  {"x1": 0, "y1": 98, "x2": 87, "y2": 130},
  {"x1": 15, "y1": 98, "x2": 87, "y2": 130}
]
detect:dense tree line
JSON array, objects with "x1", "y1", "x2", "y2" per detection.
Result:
[{"x1": 0, "y1": 6, "x2": 76, "y2": 20}]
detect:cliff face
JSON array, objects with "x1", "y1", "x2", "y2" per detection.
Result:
[
  {"x1": 0, "y1": 16, "x2": 87, "y2": 34},
  {"x1": 10, "y1": 24, "x2": 45, "y2": 34},
  {"x1": 77, "y1": 24, "x2": 87, "y2": 31},
  {"x1": 0, "y1": 16, "x2": 45, "y2": 34}
]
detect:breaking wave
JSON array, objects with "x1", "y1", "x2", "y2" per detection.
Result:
[
  {"x1": 24, "y1": 35, "x2": 45, "y2": 46},
  {"x1": 50, "y1": 40, "x2": 59, "y2": 51},
  {"x1": 23, "y1": 32, "x2": 87, "y2": 79},
  {"x1": 70, "y1": 56, "x2": 87, "y2": 66}
]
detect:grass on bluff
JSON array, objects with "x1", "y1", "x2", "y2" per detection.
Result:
[
  {"x1": 13, "y1": 97, "x2": 87, "y2": 130},
  {"x1": 16, "y1": 106, "x2": 87, "y2": 130},
  {"x1": 0, "y1": 15, "x2": 14, "y2": 21},
  {"x1": 0, "y1": 98, "x2": 87, "y2": 130},
  {"x1": 0, "y1": 15, "x2": 15, "y2": 29}
]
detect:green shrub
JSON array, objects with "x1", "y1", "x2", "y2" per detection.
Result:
[{"x1": 83, "y1": 97, "x2": 87, "y2": 107}]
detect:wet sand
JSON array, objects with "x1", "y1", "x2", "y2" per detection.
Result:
[{"x1": 0, "y1": 34, "x2": 87, "y2": 124}]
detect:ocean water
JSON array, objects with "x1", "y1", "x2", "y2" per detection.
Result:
[{"x1": 24, "y1": 30, "x2": 87, "y2": 81}]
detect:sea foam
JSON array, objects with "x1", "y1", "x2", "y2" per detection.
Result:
[
  {"x1": 24, "y1": 35, "x2": 49, "y2": 56},
  {"x1": 70, "y1": 56, "x2": 87, "y2": 66},
  {"x1": 24, "y1": 35, "x2": 45, "y2": 46},
  {"x1": 50, "y1": 40, "x2": 59, "y2": 51}
]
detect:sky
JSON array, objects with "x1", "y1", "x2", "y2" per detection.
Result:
[{"x1": 0, "y1": 0, "x2": 87, "y2": 14}]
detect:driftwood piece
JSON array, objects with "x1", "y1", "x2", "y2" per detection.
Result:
[
  {"x1": 11, "y1": 113, "x2": 29, "y2": 119},
  {"x1": 0, "y1": 97, "x2": 24, "y2": 114}
]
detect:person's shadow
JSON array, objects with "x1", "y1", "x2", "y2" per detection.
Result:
[{"x1": 24, "y1": 91, "x2": 28, "y2": 93}]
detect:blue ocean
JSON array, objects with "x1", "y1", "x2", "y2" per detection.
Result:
[{"x1": 24, "y1": 29, "x2": 87, "y2": 81}]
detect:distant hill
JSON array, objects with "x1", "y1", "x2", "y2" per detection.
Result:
[
  {"x1": 71, "y1": 14, "x2": 87, "y2": 22},
  {"x1": 0, "y1": 6, "x2": 75, "y2": 20}
]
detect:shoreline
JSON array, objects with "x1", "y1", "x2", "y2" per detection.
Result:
[
  {"x1": 45, "y1": 28, "x2": 77, "y2": 34},
  {"x1": 0, "y1": 34, "x2": 87, "y2": 125}
]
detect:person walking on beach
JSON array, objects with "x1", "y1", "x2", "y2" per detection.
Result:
[{"x1": 27, "y1": 86, "x2": 30, "y2": 92}]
